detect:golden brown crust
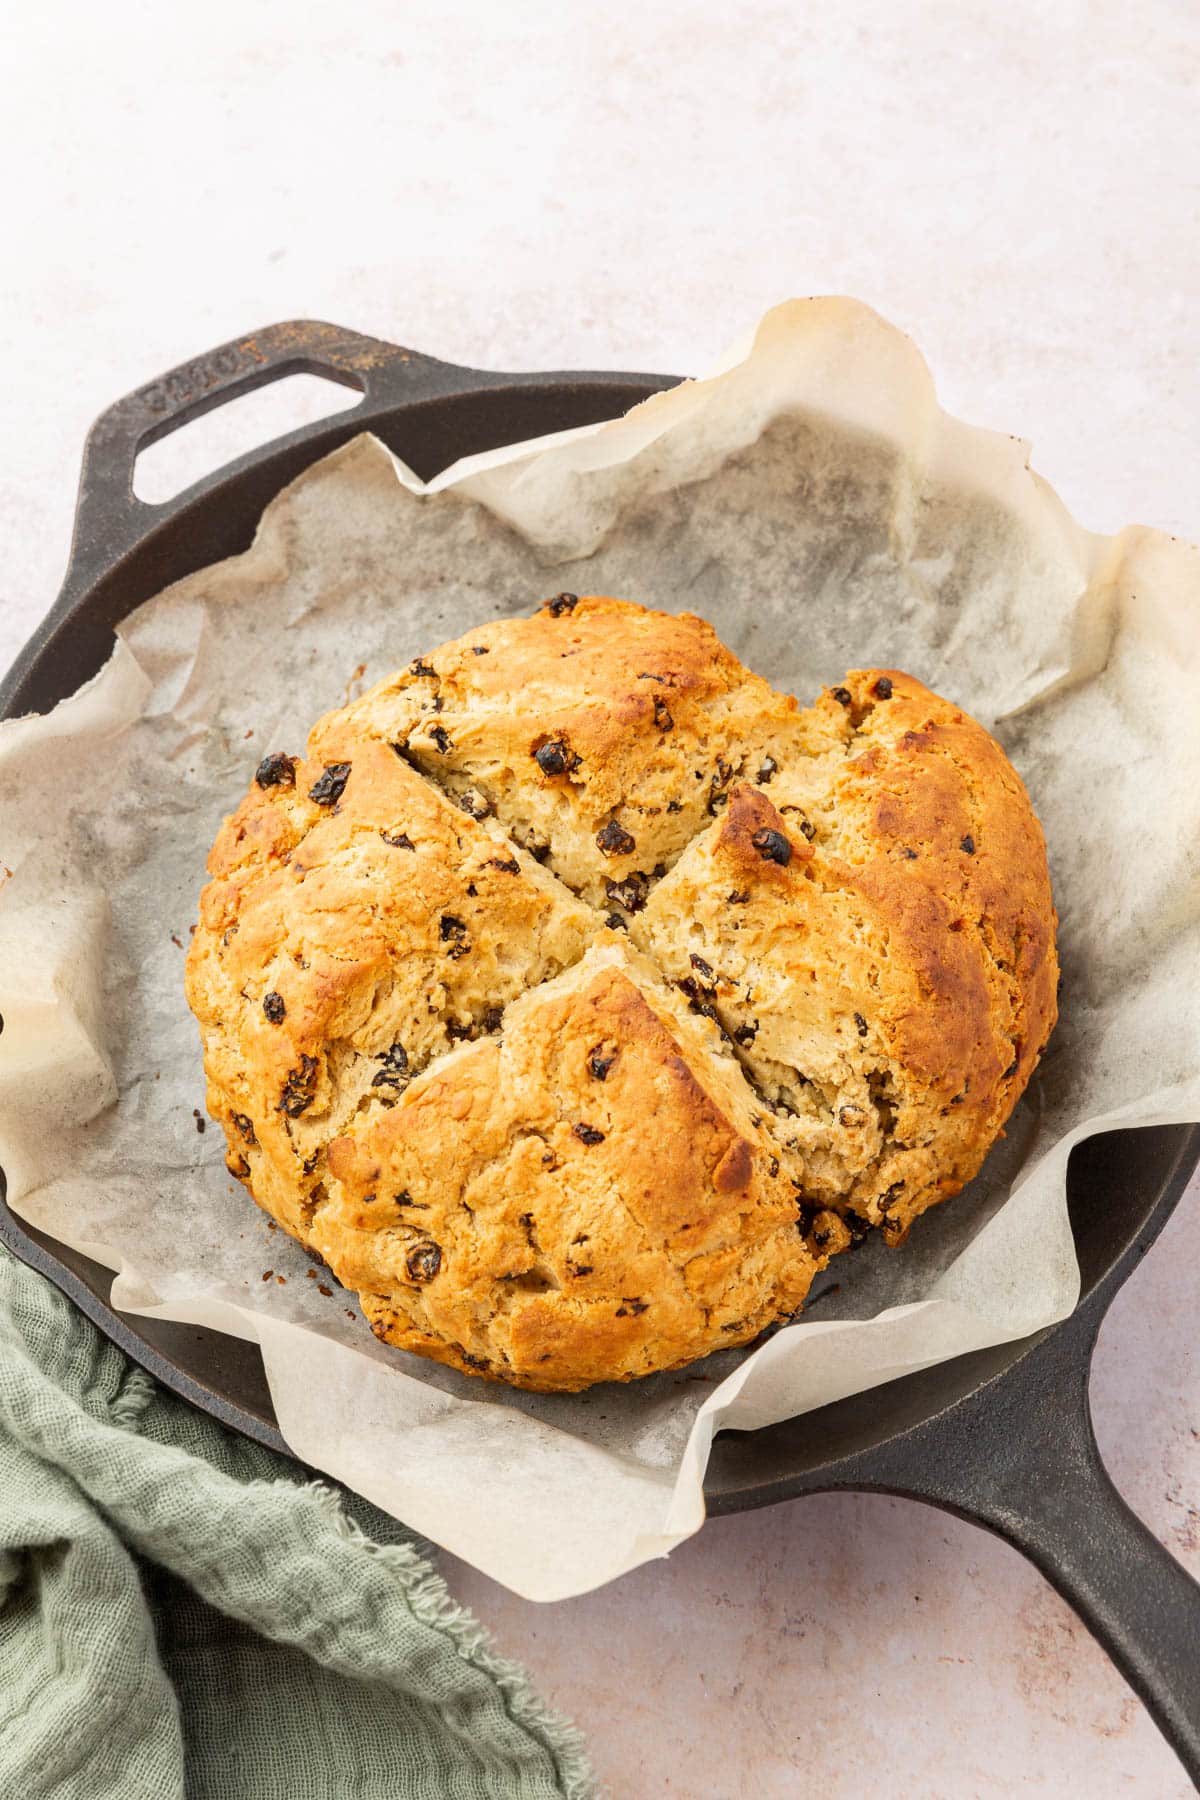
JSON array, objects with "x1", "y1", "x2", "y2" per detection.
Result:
[
  {"x1": 318, "y1": 945, "x2": 827, "y2": 1391},
  {"x1": 186, "y1": 598, "x2": 1057, "y2": 1388},
  {"x1": 632, "y1": 667, "x2": 1059, "y2": 1238},
  {"x1": 325, "y1": 597, "x2": 808, "y2": 913},
  {"x1": 186, "y1": 730, "x2": 594, "y2": 1241}
]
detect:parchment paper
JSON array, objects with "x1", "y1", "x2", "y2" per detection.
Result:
[{"x1": 1, "y1": 299, "x2": 1197, "y2": 1600}]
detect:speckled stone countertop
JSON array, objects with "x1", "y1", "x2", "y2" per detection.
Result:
[{"x1": 3, "y1": 4, "x2": 1197, "y2": 1792}]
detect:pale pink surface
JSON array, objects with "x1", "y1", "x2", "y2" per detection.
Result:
[
  {"x1": 3, "y1": 4, "x2": 1197, "y2": 1792},
  {"x1": 448, "y1": 1194, "x2": 1200, "y2": 1796}
]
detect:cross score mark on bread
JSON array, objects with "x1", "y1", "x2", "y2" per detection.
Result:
[{"x1": 186, "y1": 597, "x2": 1058, "y2": 1392}]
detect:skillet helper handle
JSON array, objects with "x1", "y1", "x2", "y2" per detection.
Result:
[
  {"x1": 879, "y1": 1299, "x2": 1200, "y2": 1784},
  {"x1": 66, "y1": 322, "x2": 442, "y2": 592}
]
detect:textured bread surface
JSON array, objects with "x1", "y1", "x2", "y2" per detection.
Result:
[{"x1": 186, "y1": 596, "x2": 1057, "y2": 1391}]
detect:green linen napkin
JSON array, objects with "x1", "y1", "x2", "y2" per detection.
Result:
[{"x1": 0, "y1": 1246, "x2": 594, "y2": 1800}]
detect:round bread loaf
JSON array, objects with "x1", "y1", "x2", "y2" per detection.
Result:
[{"x1": 186, "y1": 596, "x2": 1058, "y2": 1392}]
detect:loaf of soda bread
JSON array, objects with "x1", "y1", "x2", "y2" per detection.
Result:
[{"x1": 186, "y1": 596, "x2": 1057, "y2": 1391}]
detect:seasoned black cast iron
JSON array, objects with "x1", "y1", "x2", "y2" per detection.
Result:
[{"x1": 2, "y1": 324, "x2": 1198, "y2": 1780}]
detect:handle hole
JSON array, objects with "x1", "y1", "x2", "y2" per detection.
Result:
[{"x1": 133, "y1": 371, "x2": 363, "y2": 503}]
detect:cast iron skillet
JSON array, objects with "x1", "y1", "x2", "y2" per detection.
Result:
[{"x1": 2, "y1": 323, "x2": 1199, "y2": 1781}]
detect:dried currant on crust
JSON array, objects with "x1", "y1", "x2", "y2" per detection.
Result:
[
  {"x1": 255, "y1": 752, "x2": 296, "y2": 790},
  {"x1": 278, "y1": 1054, "x2": 318, "y2": 1117},
  {"x1": 406, "y1": 1242, "x2": 442, "y2": 1282},
  {"x1": 707, "y1": 756, "x2": 734, "y2": 815},
  {"x1": 533, "y1": 738, "x2": 580, "y2": 777},
  {"x1": 262, "y1": 991, "x2": 286, "y2": 1023},
  {"x1": 372, "y1": 1042, "x2": 410, "y2": 1088},
  {"x1": 677, "y1": 975, "x2": 718, "y2": 1021},
  {"x1": 751, "y1": 827, "x2": 791, "y2": 866},
  {"x1": 596, "y1": 819, "x2": 636, "y2": 856},
  {"x1": 604, "y1": 872, "x2": 648, "y2": 914},
  {"x1": 457, "y1": 788, "x2": 494, "y2": 820},
  {"x1": 439, "y1": 915, "x2": 470, "y2": 959},
  {"x1": 308, "y1": 763, "x2": 351, "y2": 806}
]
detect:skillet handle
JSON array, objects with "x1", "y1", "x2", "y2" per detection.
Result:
[
  {"x1": 67, "y1": 321, "x2": 445, "y2": 590},
  {"x1": 876, "y1": 1299, "x2": 1200, "y2": 1783},
  {"x1": 0, "y1": 321, "x2": 479, "y2": 717}
]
